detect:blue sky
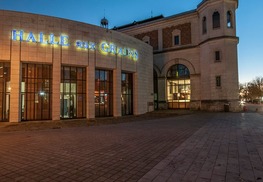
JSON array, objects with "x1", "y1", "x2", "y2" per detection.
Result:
[{"x1": 0, "y1": 0, "x2": 262, "y2": 83}]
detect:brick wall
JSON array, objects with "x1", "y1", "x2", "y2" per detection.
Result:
[
  {"x1": 134, "y1": 30, "x2": 158, "y2": 50},
  {"x1": 163, "y1": 23, "x2": 192, "y2": 48}
]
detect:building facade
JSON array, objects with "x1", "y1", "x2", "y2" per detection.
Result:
[
  {"x1": 115, "y1": 0, "x2": 240, "y2": 111},
  {"x1": 0, "y1": 10, "x2": 154, "y2": 122}
]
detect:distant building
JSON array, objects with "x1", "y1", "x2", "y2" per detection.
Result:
[{"x1": 114, "y1": 0, "x2": 240, "y2": 111}]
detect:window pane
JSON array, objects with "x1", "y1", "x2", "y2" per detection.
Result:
[
  {"x1": 100, "y1": 71, "x2": 105, "y2": 81},
  {"x1": 215, "y1": 51, "x2": 220, "y2": 61},
  {"x1": 28, "y1": 64, "x2": 35, "y2": 78},
  {"x1": 167, "y1": 64, "x2": 191, "y2": 109},
  {"x1": 216, "y1": 76, "x2": 221, "y2": 87},
  {"x1": 202, "y1": 17, "x2": 207, "y2": 34},
  {"x1": 64, "y1": 67, "x2": 70, "y2": 80},
  {"x1": 174, "y1": 36, "x2": 179, "y2": 45},
  {"x1": 121, "y1": 72, "x2": 133, "y2": 115},
  {"x1": 95, "y1": 70, "x2": 100, "y2": 79},
  {"x1": 213, "y1": 11, "x2": 220, "y2": 29},
  {"x1": 36, "y1": 65, "x2": 42, "y2": 78},
  {"x1": 227, "y1": 11, "x2": 232, "y2": 28},
  {"x1": 70, "y1": 67, "x2": 77, "y2": 80},
  {"x1": 0, "y1": 63, "x2": 10, "y2": 121},
  {"x1": 95, "y1": 69, "x2": 113, "y2": 117},
  {"x1": 21, "y1": 63, "x2": 52, "y2": 121},
  {"x1": 60, "y1": 66, "x2": 86, "y2": 119}
]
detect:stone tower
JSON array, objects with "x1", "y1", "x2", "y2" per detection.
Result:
[
  {"x1": 115, "y1": 0, "x2": 240, "y2": 111},
  {"x1": 197, "y1": 0, "x2": 239, "y2": 111}
]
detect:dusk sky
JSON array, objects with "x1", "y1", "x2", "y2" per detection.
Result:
[{"x1": 0, "y1": 0, "x2": 262, "y2": 83}]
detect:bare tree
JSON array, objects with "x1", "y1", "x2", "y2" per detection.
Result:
[
  {"x1": 248, "y1": 77, "x2": 263, "y2": 103},
  {"x1": 239, "y1": 83, "x2": 249, "y2": 101}
]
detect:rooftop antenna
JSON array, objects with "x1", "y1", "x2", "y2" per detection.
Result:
[{"x1": 100, "y1": 9, "x2": 109, "y2": 30}]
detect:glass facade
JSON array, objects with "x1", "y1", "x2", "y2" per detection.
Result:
[
  {"x1": 121, "y1": 72, "x2": 133, "y2": 115},
  {"x1": 60, "y1": 66, "x2": 86, "y2": 119},
  {"x1": 0, "y1": 63, "x2": 10, "y2": 122},
  {"x1": 21, "y1": 64, "x2": 52, "y2": 121},
  {"x1": 167, "y1": 64, "x2": 191, "y2": 109},
  {"x1": 95, "y1": 69, "x2": 113, "y2": 117}
]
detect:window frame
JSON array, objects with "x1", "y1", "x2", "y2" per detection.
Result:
[
  {"x1": 172, "y1": 29, "x2": 181, "y2": 46},
  {"x1": 216, "y1": 76, "x2": 221, "y2": 88},
  {"x1": 21, "y1": 63, "x2": 52, "y2": 121},
  {"x1": 227, "y1": 11, "x2": 233, "y2": 28},
  {"x1": 215, "y1": 51, "x2": 221, "y2": 62},
  {"x1": 95, "y1": 69, "x2": 113, "y2": 117},
  {"x1": 60, "y1": 66, "x2": 86, "y2": 119},
  {"x1": 202, "y1": 16, "x2": 207, "y2": 34},
  {"x1": 121, "y1": 72, "x2": 133, "y2": 116},
  {"x1": 174, "y1": 35, "x2": 180, "y2": 46},
  {"x1": 212, "y1": 11, "x2": 221, "y2": 29}
]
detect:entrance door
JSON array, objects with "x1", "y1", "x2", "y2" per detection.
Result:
[{"x1": 60, "y1": 94, "x2": 76, "y2": 118}]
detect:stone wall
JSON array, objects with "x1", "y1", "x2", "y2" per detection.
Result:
[{"x1": 0, "y1": 10, "x2": 154, "y2": 122}]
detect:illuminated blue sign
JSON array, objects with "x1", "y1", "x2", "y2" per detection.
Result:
[
  {"x1": 11, "y1": 29, "x2": 138, "y2": 61},
  {"x1": 12, "y1": 30, "x2": 69, "y2": 46},
  {"x1": 99, "y1": 41, "x2": 138, "y2": 60}
]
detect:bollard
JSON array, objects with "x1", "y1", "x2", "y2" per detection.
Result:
[{"x1": 243, "y1": 106, "x2": 247, "y2": 112}]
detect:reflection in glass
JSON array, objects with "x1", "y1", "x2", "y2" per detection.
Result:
[
  {"x1": 121, "y1": 72, "x2": 133, "y2": 115},
  {"x1": 60, "y1": 66, "x2": 86, "y2": 119},
  {"x1": 0, "y1": 63, "x2": 10, "y2": 122},
  {"x1": 167, "y1": 64, "x2": 191, "y2": 109},
  {"x1": 21, "y1": 64, "x2": 52, "y2": 121},
  {"x1": 95, "y1": 69, "x2": 113, "y2": 117}
]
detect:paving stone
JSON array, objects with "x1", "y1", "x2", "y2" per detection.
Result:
[{"x1": 1, "y1": 112, "x2": 263, "y2": 181}]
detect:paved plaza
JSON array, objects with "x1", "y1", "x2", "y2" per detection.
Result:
[{"x1": 1, "y1": 111, "x2": 263, "y2": 181}]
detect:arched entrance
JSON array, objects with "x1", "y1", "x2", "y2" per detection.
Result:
[{"x1": 167, "y1": 64, "x2": 191, "y2": 109}]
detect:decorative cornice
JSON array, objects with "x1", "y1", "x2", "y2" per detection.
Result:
[{"x1": 153, "y1": 36, "x2": 238, "y2": 55}]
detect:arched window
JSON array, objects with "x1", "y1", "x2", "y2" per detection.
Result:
[
  {"x1": 227, "y1": 11, "x2": 233, "y2": 28},
  {"x1": 166, "y1": 64, "x2": 191, "y2": 109},
  {"x1": 202, "y1": 16, "x2": 207, "y2": 34},
  {"x1": 167, "y1": 64, "x2": 190, "y2": 79},
  {"x1": 213, "y1": 11, "x2": 220, "y2": 29}
]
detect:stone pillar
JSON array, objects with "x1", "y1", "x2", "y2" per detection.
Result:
[
  {"x1": 9, "y1": 41, "x2": 21, "y2": 122},
  {"x1": 157, "y1": 77, "x2": 167, "y2": 109},
  {"x1": 52, "y1": 46, "x2": 61, "y2": 121},
  {"x1": 158, "y1": 29, "x2": 163, "y2": 51},
  {"x1": 190, "y1": 74, "x2": 201, "y2": 110},
  {"x1": 133, "y1": 72, "x2": 139, "y2": 115},
  {"x1": 113, "y1": 68, "x2": 121, "y2": 117},
  {"x1": 86, "y1": 53, "x2": 95, "y2": 119}
]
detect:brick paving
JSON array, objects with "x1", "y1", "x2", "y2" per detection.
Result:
[
  {"x1": 0, "y1": 112, "x2": 263, "y2": 182},
  {"x1": 139, "y1": 113, "x2": 263, "y2": 182}
]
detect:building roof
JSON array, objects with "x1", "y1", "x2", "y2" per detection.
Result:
[
  {"x1": 112, "y1": 15, "x2": 164, "y2": 30},
  {"x1": 113, "y1": 9, "x2": 197, "y2": 31}
]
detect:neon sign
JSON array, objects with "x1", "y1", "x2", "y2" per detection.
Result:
[
  {"x1": 99, "y1": 42, "x2": 138, "y2": 60},
  {"x1": 11, "y1": 29, "x2": 138, "y2": 61},
  {"x1": 12, "y1": 30, "x2": 69, "y2": 46}
]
